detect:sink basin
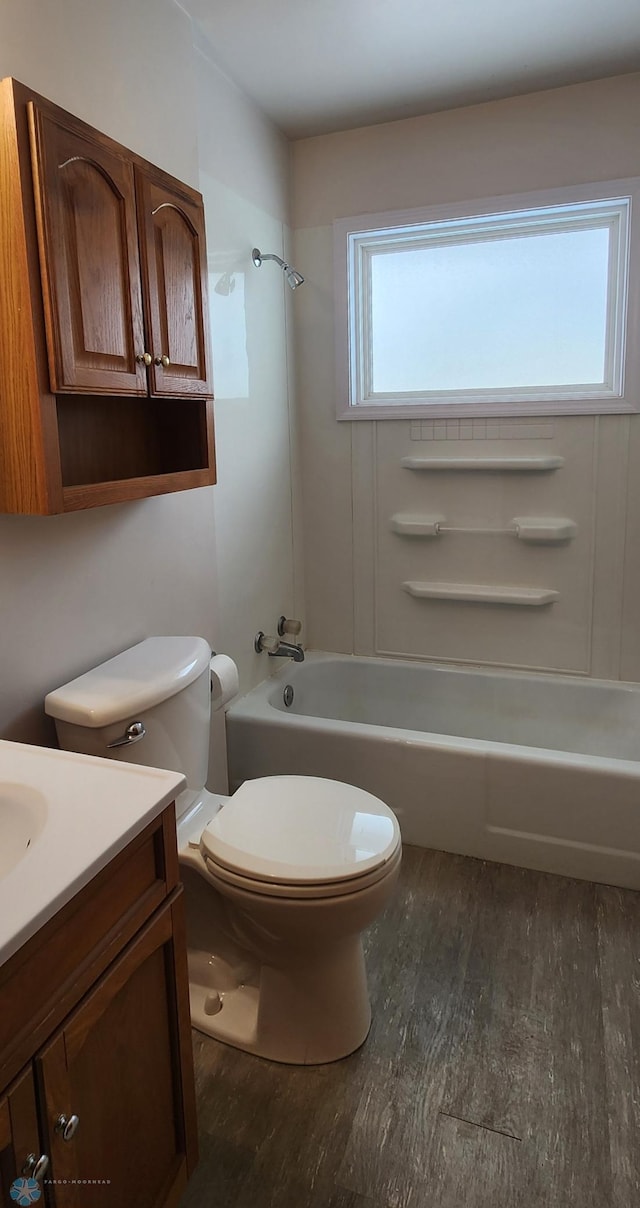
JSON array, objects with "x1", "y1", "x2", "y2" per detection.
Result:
[
  {"x1": 0, "y1": 740, "x2": 185, "y2": 970},
  {"x1": 0, "y1": 783, "x2": 48, "y2": 878}
]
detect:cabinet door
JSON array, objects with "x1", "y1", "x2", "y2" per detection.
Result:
[
  {"x1": 0, "y1": 1068, "x2": 45, "y2": 1208},
  {"x1": 28, "y1": 104, "x2": 148, "y2": 395},
  {"x1": 36, "y1": 896, "x2": 197, "y2": 1208},
  {"x1": 136, "y1": 167, "x2": 213, "y2": 398}
]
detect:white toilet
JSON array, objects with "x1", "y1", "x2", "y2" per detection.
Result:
[{"x1": 45, "y1": 637, "x2": 402, "y2": 1065}]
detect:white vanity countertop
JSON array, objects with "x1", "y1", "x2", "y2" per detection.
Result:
[{"x1": 0, "y1": 739, "x2": 185, "y2": 969}]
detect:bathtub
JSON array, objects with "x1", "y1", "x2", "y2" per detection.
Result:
[{"x1": 226, "y1": 653, "x2": 640, "y2": 890}]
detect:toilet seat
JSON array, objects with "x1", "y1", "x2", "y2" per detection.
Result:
[
  {"x1": 201, "y1": 841, "x2": 402, "y2": 900},
  {"x1": 200, "y1": 775, "x2": 401, "y2": 892}
]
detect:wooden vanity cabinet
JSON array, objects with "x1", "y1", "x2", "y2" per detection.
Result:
[
  {"x1": 0, "y1": 806, "x2": 198, "y2": 1208},
  {"x1": 0, "y1": 77, "x2": 216, "y2": 514},
  {"x1": 0, "y1": 1069, "x2": 41, "y2": 1208}
]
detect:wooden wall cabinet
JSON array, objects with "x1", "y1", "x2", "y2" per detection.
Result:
[
  {"x1": 135, "y1": 165, "x2": 212, "y2": 400},
  {"x1": 0, "y1": 78, "x2": 216, "y2": 514},
  {"x1": 0, "y1": 807, "x2": 198, "y2": 1207}
]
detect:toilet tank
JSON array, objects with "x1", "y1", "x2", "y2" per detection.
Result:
[{"x1": 45, "y1": 637, "x2": 212, "y2": 794}]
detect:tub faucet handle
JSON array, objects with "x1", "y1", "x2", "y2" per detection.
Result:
[
  {"x1": 254, "y1": 632, "x2": 280, "y2": 655},
  {"x1": 277, "y1": 616, "x2": 302, "y2": 637},
  {"x1": 255, "y1": 631, "x2": 305, "y2": 662}
]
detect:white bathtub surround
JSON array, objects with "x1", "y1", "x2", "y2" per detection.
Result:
[
  {"x1": 292, "y1": 74, "x2": 640, "y2": 679},
  {"x1": 227, "y1": 653, "x2": 640, "y2": 890},
  {"x1": 349, "y1": 417, "x2": 616, "y2": 672}
]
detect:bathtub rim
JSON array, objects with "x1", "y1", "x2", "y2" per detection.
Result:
[{"x1": 227, "y1": 650, "x2": 640, "y2": 781}]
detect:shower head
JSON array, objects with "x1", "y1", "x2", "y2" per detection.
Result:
[
  {"x1": 285, "y1": 268, "x2": 305, "y2": 290},
  {"x1": 252, "y1": 247, "x2": 304, "y2": 290}
]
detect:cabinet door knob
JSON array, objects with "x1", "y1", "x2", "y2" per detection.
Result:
[
  {"x1": 154, "y1": 354, "x2": 170, "y2": 368},
  {"x1": 136, "y1": 352, "x2": 152, "y2": 366},
  {"x1": 22, "y1": 1152, "x2": 50, "y2": 1181},
  {"x1": 55, "y1": 1113, "x2": 80, "y2": 1142}
]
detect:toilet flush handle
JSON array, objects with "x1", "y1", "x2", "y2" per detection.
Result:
[{"x1": 107, "y1": 720, "x2": 146, "y2": 749}]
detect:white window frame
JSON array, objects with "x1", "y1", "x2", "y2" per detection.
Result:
[{"x1": 333, "y1": 180, "x2": 640, "y2": 421}]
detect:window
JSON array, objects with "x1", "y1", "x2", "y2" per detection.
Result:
[{"x1": 334, "y1": 181, "x2": 640, "y2": 420}]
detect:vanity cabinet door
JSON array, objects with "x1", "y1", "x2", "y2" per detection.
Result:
[
  {"x1": 28, "y1": 104, "x2": 148, "y2": 396},
  {"x1": 135, "y1": 166, "x2": 213, "y2": 399},
  {"x1": 0, "y1": 1068, "x2": 44, "y2": 1208},
  {"x1": 36, "y1": 895, "x2": 197, "y2": 1208}
]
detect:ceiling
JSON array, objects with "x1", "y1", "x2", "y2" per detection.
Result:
[{"x1": 183, "y1": 0, "x2": 640, "y2": 139}]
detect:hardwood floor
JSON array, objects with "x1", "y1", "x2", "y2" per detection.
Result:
[{"x1": 179, "y1": 846, "x2": 640, "y2": 1207}]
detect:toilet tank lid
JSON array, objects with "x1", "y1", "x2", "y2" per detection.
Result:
[{"x1": 44, "y1": 637, "x2": 212, "y2": 728}]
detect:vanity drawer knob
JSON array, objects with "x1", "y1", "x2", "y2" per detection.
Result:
[
  {"x1": 55, "y1": 1113, "x2": 80, "y2": 1142},
  {"x1": 154, "y1": 354, "x2": 170, "y2": 368},
  {"x1": 22, "y1": 1152, "x2": 50, "y2": 1181},
  {"x1": 136, "y1": 352, "x2": 152, "y2": 366}
]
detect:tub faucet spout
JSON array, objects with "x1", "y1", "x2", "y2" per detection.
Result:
[
  {"x1": 254, "y1": 632, "x2": 305, "y2": 661},
  {"x1": 270, "y1": 640, "x2": 305, "y2": 662}
]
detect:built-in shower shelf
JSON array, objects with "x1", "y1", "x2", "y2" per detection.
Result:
[
  {"x1": 391, "y1": 514, "x2": 576, "y2": 542},
  {"x1": 400, "y1": 455, "x2": 564, "y2": 472},
  {"x1": 391, "y1": 514, "x2": 446, "y2": 537},
  {"x1": 402, "y1": 581, "x2": 559, "y2": 606}
]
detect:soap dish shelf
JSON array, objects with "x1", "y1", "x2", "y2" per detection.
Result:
[
  {"x1": 402, "y1": 581, "x2": 559, "y2": 606},
  {"x1": 401, "y1": 455, "x2": 564, "y2": 472},
  {"x1": 391, "y1": 514, "x2": 577, "y2": 543}
]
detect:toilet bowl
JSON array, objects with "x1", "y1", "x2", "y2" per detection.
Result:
[
  {"x1": 45, "y1": 637, "x2": 401, "y2": 1064},
  {"x1": 180, "y1": 774, "x2": 401, "y2": 1063}
]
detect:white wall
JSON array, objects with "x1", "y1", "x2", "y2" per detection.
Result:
[
  {"x1": 194, "y1": 31, "x2": 303, "y2": 697},
  {"x1": 0, "y1": 0, "x2": 298, "y2": 757},
  {"x1": 292, "y1": 73, "x2": 640, "y2": 679}
]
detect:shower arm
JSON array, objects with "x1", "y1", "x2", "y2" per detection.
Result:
[
  {"x1": 252, "y1": 247, "x2": 304, "y2": 288},
  {"x1": 256, "y1": 251, "x2": 287, "y2": 270}
]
